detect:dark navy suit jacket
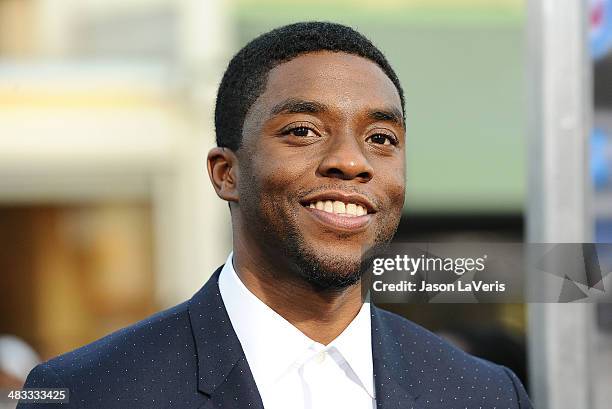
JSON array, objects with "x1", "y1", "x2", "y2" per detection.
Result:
[{"x1": 19, "y1": 267, "x2": 532, "y2": 408}]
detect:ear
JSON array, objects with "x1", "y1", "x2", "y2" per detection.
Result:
[{"x1": 207, "y1": 147, "x2": 240, "y2": 203}]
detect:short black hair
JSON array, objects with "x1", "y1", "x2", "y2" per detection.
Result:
[{"x1": 214, "y1": 21, "x2": 405, "y2": 151}]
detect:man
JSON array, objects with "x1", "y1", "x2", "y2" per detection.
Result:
[{"x1": 19, "y1": 22, "x2": 532, "y2": 408}]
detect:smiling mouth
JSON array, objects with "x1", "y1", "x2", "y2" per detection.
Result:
[
  {"x1": 300, "y1": 199, "x2": 373, "y2": 232},
  {"x1": 299, "y1": 191, "x2": 376, "y2": 231},
  {"x1": 304, "y1": 200, "x2": 368, "y2": 217}
]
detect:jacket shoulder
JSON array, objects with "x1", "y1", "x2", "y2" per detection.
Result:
[
  {"x1": 47, "y1": 301, "x2": 192, "y2": 373},
  {"x1": 375, "y1": 306, "x2": 505, "y2": 369},
  {"x1": 373, "y1": 307, "x2": 532, "y2": 408},
  {"x1": 20, "y1": 301, "x2": 202, "y2": 408}
]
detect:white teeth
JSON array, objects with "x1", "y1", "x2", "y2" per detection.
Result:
[
  {"x1": 346, "y1": 203, "x2": 357, "y2": 216},
  {"x1": 309, "y1": 200, "x2": 368, "y2": 216},
  {"x1": 356, "y1": 205, "x2": 365, "y2": 216},
  {"x1": 333, "y1": 201, "x2": 346, "y2": 214}
]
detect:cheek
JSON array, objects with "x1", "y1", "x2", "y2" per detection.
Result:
[
  {"x1": 379, "y1": 173, "x2": 405, "y2": 234},
  {"x1": 377, "y1": 162, "x2": 406, "y2": 208},
  {"x1": 391, "y1": 175, "x2": 406, "y2": 207},
  {"x1": 243, "y1": 154, "x2": 309, "y2": 212},
  {"x1": 260, "y1": 163, "x2": 303, "y2": 196},
  {"x1": 385, "y1": 185, "x2": 405, "y2": 225},
  {"x1": 254, "y1": 149, "x2": 313, "y2": 192}
]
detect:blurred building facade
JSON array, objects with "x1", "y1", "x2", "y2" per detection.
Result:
[{"x1": 0, "y1": 0, "x2": 233, "y2": 360}]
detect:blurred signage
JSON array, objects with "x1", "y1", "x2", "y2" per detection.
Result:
[
  {"x1": 591, "y1": 0, "x2": 612, "y2": 60},
  {"x1": 592, "y1": 128, "x2": 612, "y2": 190}
]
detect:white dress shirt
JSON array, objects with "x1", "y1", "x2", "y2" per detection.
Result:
[{"x1": 218, "y1": 253, "x2": 376, "y2": 409}]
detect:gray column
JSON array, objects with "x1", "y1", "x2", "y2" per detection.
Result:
[
  {"x1": 526, "y1": 0, "x2": 594, "y2": 409},
  {"x1": 151, "y1": 0, "x2": 234, "y2": 306}
]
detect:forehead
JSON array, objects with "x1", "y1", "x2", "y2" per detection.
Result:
[{"x1": 259, "y1": 51, "x2": 402, "y2": 116}]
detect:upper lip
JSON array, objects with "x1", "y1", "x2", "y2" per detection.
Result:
[{"x1": 300, "y1": 190, "x2": 377, "y2": 213}]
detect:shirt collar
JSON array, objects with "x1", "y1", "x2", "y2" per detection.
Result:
[
  {"x1": 328, "y1": 298, "x2": 374, "y2": 398},
  {"x1": 218, "y1": 252, "x2": 374, "y2": 398}
]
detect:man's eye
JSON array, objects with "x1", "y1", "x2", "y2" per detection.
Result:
[
  {"x1": 285, "y1": 126, "x2": 317, "y2": 137},
  {"x1": 367, "y1": 133, "x2": 396, "y2": 146}
]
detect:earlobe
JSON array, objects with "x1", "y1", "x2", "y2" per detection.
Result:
[{"x1": 207, "y1": 147, "x2": 239, "y2": 203}]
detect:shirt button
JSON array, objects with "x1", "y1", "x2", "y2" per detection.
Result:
[{"x1": 315, "y1": 351, "x2": 326, "y2": 364}]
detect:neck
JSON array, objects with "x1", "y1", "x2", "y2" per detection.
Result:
[{"x1": 232, "y1": 234, "x2": 364, "y2": 345}]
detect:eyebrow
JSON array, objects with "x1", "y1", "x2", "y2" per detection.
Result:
[
  {"x1": 269, "y1": 98, "x2": 404, "y2": 128},
  {"x1": 368, "y1": 108, "x2": 405, "y2": 129},
  {"x1": 269, "y1": 98, "x2": 330, "y2": 117}
]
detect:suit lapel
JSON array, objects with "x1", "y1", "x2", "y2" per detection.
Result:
[
  {"x1": 189, "y1": 268, "x2": 428, "y2": 409},
  {"x1": 371, "y1": 305, "x2": 426, "y2": 409},
  {"x1": 188, "y1": 266, "x2": 264, "y2": 409}
]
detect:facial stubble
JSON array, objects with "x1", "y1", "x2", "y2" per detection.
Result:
[{"x1": 238, "y1": 160, "x2": 401, "y2": 292}]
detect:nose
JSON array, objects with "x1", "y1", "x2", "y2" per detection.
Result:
[{"x1": 316, "y1": 133, "x2": 373, "y2": 182}]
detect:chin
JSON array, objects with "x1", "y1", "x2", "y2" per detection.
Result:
[
  {"x1": 276, "y1": 213, "x2": 393, "y2": 290},
  {"x1": 290, "y1": 245, "x2": 367, "y2": 290}
]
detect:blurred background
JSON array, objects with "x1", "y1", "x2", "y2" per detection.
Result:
[{"x1": 0, "y1": 0, "x2": 610, "y2": 408}]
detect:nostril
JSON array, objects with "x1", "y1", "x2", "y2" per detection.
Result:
[
  {"x1": 327, "y1": 168, "x2": 344, "y2": 178},
  {"x1": 356, "y1": 171, "x2": 372, "y2": 182},
  {"x1": 317, "y1": 155, "x2": 374, "y2": 181}
]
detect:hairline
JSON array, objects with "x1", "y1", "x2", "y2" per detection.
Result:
[{"x1": 237, "y1": 50, "x2": 405, "y2": 150}]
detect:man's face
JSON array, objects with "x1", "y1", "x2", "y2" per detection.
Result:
[{"x1": 237, "y1": 51, "x2": 405, "y2": 289}]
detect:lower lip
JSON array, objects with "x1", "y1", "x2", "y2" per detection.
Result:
[{"x1": 303, "y1": 207, "x2": 372, "y2": 231}]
